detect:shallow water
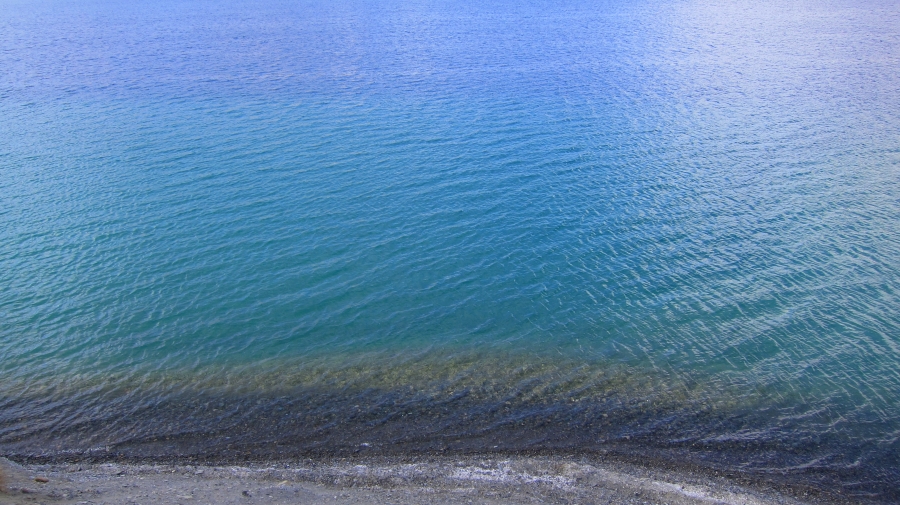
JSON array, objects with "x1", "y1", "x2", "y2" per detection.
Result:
[{"x1": 1, "y1": 0, "x2": 899, "y2": 500}]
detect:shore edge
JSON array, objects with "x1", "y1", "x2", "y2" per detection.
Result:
[{"x1": 0, "y1": 454, "x2": 854, "y2": 505}]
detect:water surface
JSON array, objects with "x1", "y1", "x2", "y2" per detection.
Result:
[{"x1": 1, "y1": 0, "x2": 899, "y2": 500}]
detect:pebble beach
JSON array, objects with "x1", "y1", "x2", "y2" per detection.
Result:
[{"x1": 0, "y1": 456, "x2": 851, "y2": 505}]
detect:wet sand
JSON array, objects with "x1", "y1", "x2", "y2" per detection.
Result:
[{"x1": 0, "y1": 455, "x2": 847, "y2": 505}]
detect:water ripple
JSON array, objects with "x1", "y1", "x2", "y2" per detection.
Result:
[{"x1": 2, "y1": 0, "x2": 900, "y2": 501}]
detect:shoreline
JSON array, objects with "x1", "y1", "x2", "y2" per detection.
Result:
[
  {"x1": 0, "y1": 454, "x2": 861, "y2": 505},
  {"x1": 5, "y1": 367, "x2": 893, "y2": 503}
]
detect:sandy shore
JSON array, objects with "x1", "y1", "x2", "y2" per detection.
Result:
[{"x1": 0, "y1": 455, "x2": 840, "y2": 505}]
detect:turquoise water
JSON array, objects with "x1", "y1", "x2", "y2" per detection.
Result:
[{"x1": 2, "y1": 0, "x2": 900, "y2": 500}]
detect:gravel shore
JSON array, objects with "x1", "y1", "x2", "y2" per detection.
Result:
[{"x1": 0, "y1": 455, "x2": 834, "y2": 505}]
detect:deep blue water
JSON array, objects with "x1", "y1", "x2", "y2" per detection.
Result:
[{"x1": 2, "y1": 0, "x2": 900, "y2": 500}]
